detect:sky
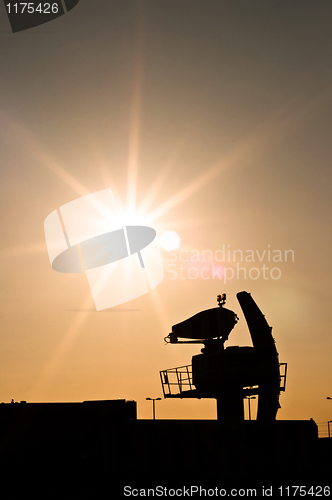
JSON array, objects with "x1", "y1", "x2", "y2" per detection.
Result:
[{"x1": 0, "y1": 0, "x2": 331, "y2": 426}]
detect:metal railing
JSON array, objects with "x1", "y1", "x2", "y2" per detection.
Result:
[
  {"x1": 160, "y1": 365, "x2": 194, "y2": 397},
  {"x1": 317, "y1": 421, "x2": 332, "y2": 438},
  {"x1": 161, "y1": 362, "x2": 288, "y2": 398}
]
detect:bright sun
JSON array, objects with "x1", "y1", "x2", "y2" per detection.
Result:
[{"x1": 159, "y1": 230, "x2": 181, "y2": 251}]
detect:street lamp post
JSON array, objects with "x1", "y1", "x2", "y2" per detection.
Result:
[
  {"x1": 327, "y1": 398, "x2": 332, "y2": 438},
  {"x1": 245, "y1": 396, "x2": 256, "y2": 420},
  {"x1": 146, "y1": 397, "x2": 161, "y2": 420}
]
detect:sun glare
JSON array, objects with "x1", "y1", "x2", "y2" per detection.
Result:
[
  {"x1": 160, "y1": 230, "x2": 181, "y2": 251},
  {"x1": 116, "y1": 210, "x2": 150, "y2": 228}
]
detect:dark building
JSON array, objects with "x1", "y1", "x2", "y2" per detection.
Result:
[
  {"x1": 0, "y1": 399, "x2": 330, "y2": 495},
  {"x1": 1, "y1": 294, "x2": 330, "y2": 494}
]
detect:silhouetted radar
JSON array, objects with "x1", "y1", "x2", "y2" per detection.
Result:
[
  {"x1": 165, "y1": 295, "x2": 238, "y2": 344},
  {"x1": 160, "y1": 292, "x2": 287, "y2": 423}
]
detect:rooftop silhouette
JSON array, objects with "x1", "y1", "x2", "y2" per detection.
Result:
[{"x1": 0, "y1": 293, "x2": 330, "y2": 494}]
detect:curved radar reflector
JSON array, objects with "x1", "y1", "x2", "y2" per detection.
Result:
[
  {"x1": 171, "y1": 307, "x2": 238, "y2": 341},
  {"x1": 44, "y1": 188, "x2": 164, "y2": 310}
]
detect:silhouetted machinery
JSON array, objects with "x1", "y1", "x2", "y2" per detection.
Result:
[{"x1": 160, "y1": 291, "x2": 287, "y2": 422}]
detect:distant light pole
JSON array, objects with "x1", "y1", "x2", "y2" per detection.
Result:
[
  {"x1": 327, "y1": 398, "x2": 332, "y2": 438},
  {"x1": 328, "y1": 421, "x2": 332, "y2": 439},
  {"x1": 146, "y1": 397, "x2": 161, "y2": 420},
  {"x1": 245, "y1": 396, "x2": 256, "y2": 421}
]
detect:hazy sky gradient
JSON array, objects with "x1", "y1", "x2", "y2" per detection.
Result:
[{"x1": 0, "y1": 1, "x2": 331, "y2": 423}]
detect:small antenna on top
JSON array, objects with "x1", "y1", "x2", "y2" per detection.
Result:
[{"x1": 217, "y1": 293, "x2": 226, "y2": 307}]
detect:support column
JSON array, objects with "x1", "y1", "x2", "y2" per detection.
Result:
[{"x1": 216, "y1": 389, "x2": 246, "y2": 476}]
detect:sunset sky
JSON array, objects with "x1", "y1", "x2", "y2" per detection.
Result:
[{"x1": 0, "y1": 1, "x2": 331, "y2": 426}]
